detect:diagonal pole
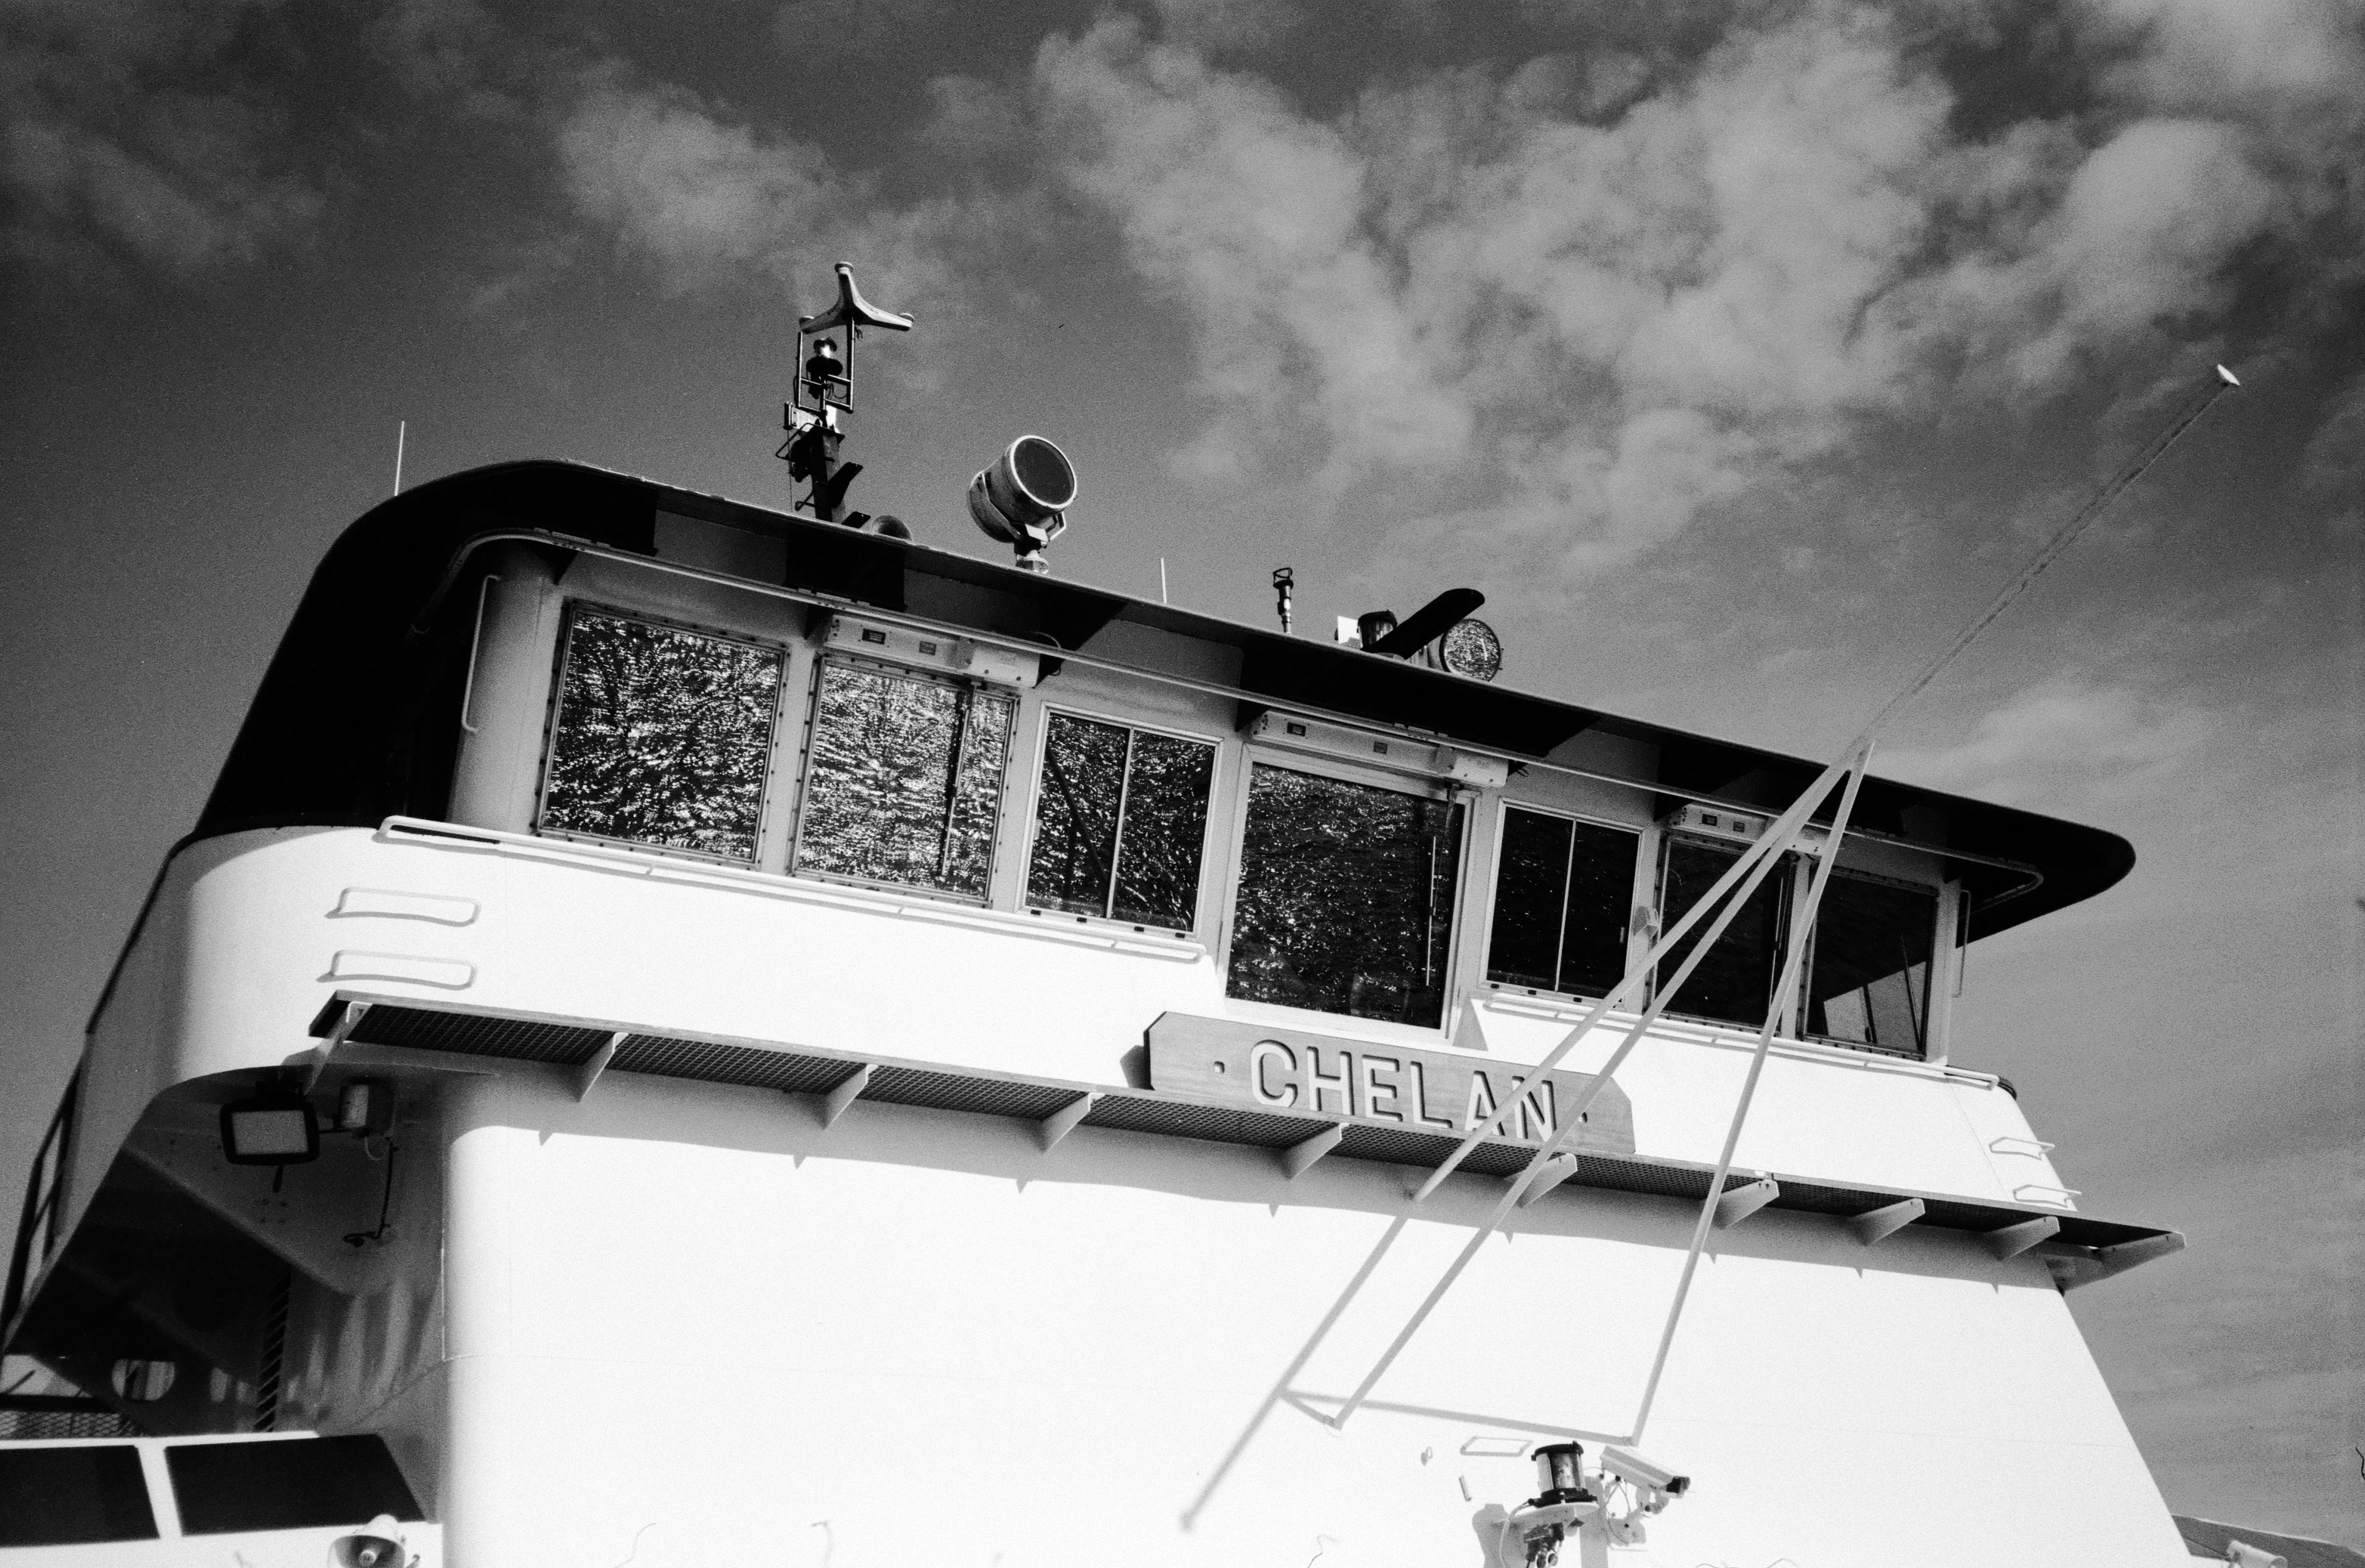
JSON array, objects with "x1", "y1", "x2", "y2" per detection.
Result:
[
  {"x1": 1623, "y1": 745, "x2": 1871, "y2": 1443},
  {"x1": 1327, "y1": 758, "x2": 1860, "y2": 1427},
  {"x1": 1410, "y1": 749, "x2": 1855, "y2": 1202},
  {"x1": 1323, "y1": 363, "x2": 2240, "y2": 1430}
]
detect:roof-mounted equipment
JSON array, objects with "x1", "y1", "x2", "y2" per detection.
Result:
[
  {"x1": 968, "y1": 434, "x2": 1078, "y2": 574},
  {"x1": 781, "y1": 262, "x2": 914, "y2": 527}
]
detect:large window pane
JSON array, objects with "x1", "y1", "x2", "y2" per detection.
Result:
[
  {"x1": 167, "y1": 1436, "x2": 422, "y2": 1534},
  {"x1": 1806, "y1": 871, "x2": 1937, "y2": 1056},
  {"x1": 796, "y1": 663, "x2": 1014, "y2": 899},
  {"x1": 0, "y1": 1445, "x2": 156, "y2": 1546},
  {"x1": 1226, "y1": 764, "x2": 1464, "y2": 1028},
  {"x1": 1026, "y1": 716, "x2": 1215, "y2": 930},
  {"x1": 1487, "y1": 808, "x2": 1636, "y2": 997},
  {"x1": 539, "y1": 608, "x2": 784, "y2": 861},
  {"x1": 1111, "y1": 731, "x2": 1216, "y2": 927},
  {"x1": 1655, "y1": 838, "x2": 1787, "y2": 1028}
]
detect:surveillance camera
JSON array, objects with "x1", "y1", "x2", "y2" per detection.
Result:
[
  {"x1": 1600, "y1": 1447, "x2": 1690, "y2": 1510},
  {"x1": 2225, "y1": 1545, "x2": 2287, "y2": 1568}
]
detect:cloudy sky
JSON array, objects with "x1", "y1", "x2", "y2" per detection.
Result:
[{"x1": 2, "y1": 0, "x2": 2358, "y2": 1541}]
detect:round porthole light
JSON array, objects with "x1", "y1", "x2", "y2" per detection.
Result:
[{"x1": 1439, "y1": 617, "x2": 1503, "y2": 682}]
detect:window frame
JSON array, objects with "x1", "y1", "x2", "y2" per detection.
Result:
[
  {"x1": 1019, "y1": 704, "x2": 1226, "y2": 936},
  {"x1": 787, "y1": 651, "x2": 1021, "y2": 906},
  {"x1": 1480, "y1": 799, "x2": 1644, "y2": 1005},
  {"x1": 530, "y1": 599, "x2": 794, "y2": 867},
  {"x1": 1219, "y1": 746, "x2": 1476, "y2": 1035},
  {"x1": 1649, "y1": 828, "x2": 1798, "y2": 1032},
  {"x1": 1798, "y1": 860, "x2": 1944, "y2": 1059}
]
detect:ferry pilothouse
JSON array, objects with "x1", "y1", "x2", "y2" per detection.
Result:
[{"x1": 0, "y1": 267, "x2": 2210, "y2": 1567}]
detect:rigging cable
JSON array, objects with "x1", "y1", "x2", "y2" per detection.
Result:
[{"x1": 1322, "y1": 363, "x2": 2243, "y2": 1433}]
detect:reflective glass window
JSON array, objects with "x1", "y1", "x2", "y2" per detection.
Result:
[
  {"x1": 1487, "y1": 808, "x2": 1637, "y2": 997},
  {"x1": 0, "y1": 1445, "x2": 156, "y2": 1546},
  {"x1": 1028, "y1": 714, "x2": 1216, "y2": 930},
  {"x1": 1226, "y1": 763, "x2": 1464, "y2": 1028},
  {"x1": 1805, "y1": 870, "x2": 1937, "y2": 1056},
  {"x1": 539, "y1": 608, "x2": 784, "y2": 861},
  {"x1": 1654, "y1": 837, "x2": 1788, "y2": 1028},
  {"x1": 795, "y1": 662, "x2": 1015, "y2": 900},
  {"x1": 167, "y1": 1435, "x2": 422, "y2": 1534}
]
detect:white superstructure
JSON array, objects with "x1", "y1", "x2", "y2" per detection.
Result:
[{"x1": 3, "y1": 460, "x2": 2190, "y2": 1566}]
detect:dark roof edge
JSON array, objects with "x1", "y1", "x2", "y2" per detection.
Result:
[{"x1": 190, "y1": 460, "x2": 2135, "y2": 941}]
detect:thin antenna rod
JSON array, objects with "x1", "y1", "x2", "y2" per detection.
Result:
[
  {"x1": 393, "y1": 420, "x2": 407, "y2": 496},
  {"x1": 1854, "y1": 364, "x2": 2240, "y2": 747},
  {"x1": 1161, "y1": 558, "x2": 1170, "y2": 605}
]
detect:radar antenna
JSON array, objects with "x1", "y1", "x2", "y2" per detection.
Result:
[{"x1": 780, "y1": 263, "x2": 914, "y2": 525}]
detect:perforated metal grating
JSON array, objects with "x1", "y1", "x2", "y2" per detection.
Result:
[
  {"x1": 308, "y1": 994, "x2": 2163, "y2": 1252},
  {"x1": 864, "y1": 1066, "x2": 1077, "y2": 1121},
  {"x1": 339, "y1": 1004, "x2": 611, "y2": 1065},
  {"x1": 611, "y1": 1036, "x2": 852, "y2": 1095}
]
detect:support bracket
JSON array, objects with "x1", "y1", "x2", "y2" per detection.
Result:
[
  {"x1": 1985, "y1": 1215, "x2": 2061, "y2": 1260},
  {"x1": 576, "y1": 1032, "x2": 625, "y2": 1102},
  {"x1": 821, "y1": 1064, "x2": 872, "y2": 1128},
  {"x1": 300, "y1": 1001, "x2": 373, "y2": 1093},
  {"x1": 1037, "y1": 1092, "x2": 1099, "y2": 1152},
  {"x1": 1282, "y1": 1123, "x2": 1346, "y2": 1180},
  {"x1": 1847, "y1": 1197, "x2": 1925, "y2": 1247},
  {"x1": 1712, "y1": 1175, "x2": 1779, "y2": 1230},
  {"x1": 1514, "y1": 1154, "x2": 1580, "y2": 1208}
]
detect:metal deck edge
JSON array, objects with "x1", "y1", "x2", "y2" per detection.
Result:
[{"x1": 303, "y1": 992, "x2": 2177, "y2": 1269}]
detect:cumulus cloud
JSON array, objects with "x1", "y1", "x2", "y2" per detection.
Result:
[
  {"x1": 1878, "y1": 676, "x2": 2215, "y2": 804},
  {"x1": 1027, "y1": 0, "x2": 2363, "y2": 583},
  {"x1": 0, "y1": 0, "x2": 324, "y2": 276},
  {"x1": 553, "y1": 65, "x2": 963, "y2": 313}
]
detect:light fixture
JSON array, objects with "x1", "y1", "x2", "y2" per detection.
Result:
[
  {"x1": 1438, "y1": 617, "x2": 1503, "y2": 681},
  {"x1": 968, "y1": 435, "x2": 1077, "y2": 573},
  {"x1": 1532, "y1": 1442, "x2": 1593, "y2": 1506},
  {"x1": 336, "y1": 1078, "x2": 394, "y2": 1138},
  {"x1": 220, "y1": 1089, "x2": 319, "y2": 1166}
]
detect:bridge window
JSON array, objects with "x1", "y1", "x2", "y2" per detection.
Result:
[
  {"x1": 793, "y1": 661, "x2": 1015, "y2": 900},
  {"x1": 538, "y1": 608, "x2": 785, "y2": 861},
  {"x1": 1487, "y1": 807, "x2": 1637, "y2": 997},
  {"x1": 1226, "y1": 763, "x2": 1464, "y2": 1028},
  {"x1": 1653, "y1": 837, "x2": 1790, "y2": 1028},
  {"x1": 1804, "y1": 869, "x2": 1937, "y2": 1056},
  {"x1": 1027, "y1": 713, "x2": 1216, "y2": 930}
]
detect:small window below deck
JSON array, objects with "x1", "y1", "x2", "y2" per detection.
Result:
[
  {"x1": 1226, "y1": 762, "x2": 1464, "y2": 1028},
  {"x1": 0, "y1": 1444, "x2": 156, "y2": 1547},
  {"x1": 1653, "y1": 836, "x2": 1790, "y2": 1028},
  {"x1": 1027, "y1": 713, "x2": 1216, "y2": 930},
  {"x1": 793, "y1": 660, "x2": 1016, "y2": 900},
  {"x1": 166, "y1": 1435, "x2": 422, "y2": 1535},
  {"x1": 1804, "y1": 869, "x2": 1937, "y2": 1056},
  {"x1": 538, "y1": 607, "x2": 785, "y2": 861},
  {"x1": 1487, "y1": 807, "x2": 1637, "y2": 997}
]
